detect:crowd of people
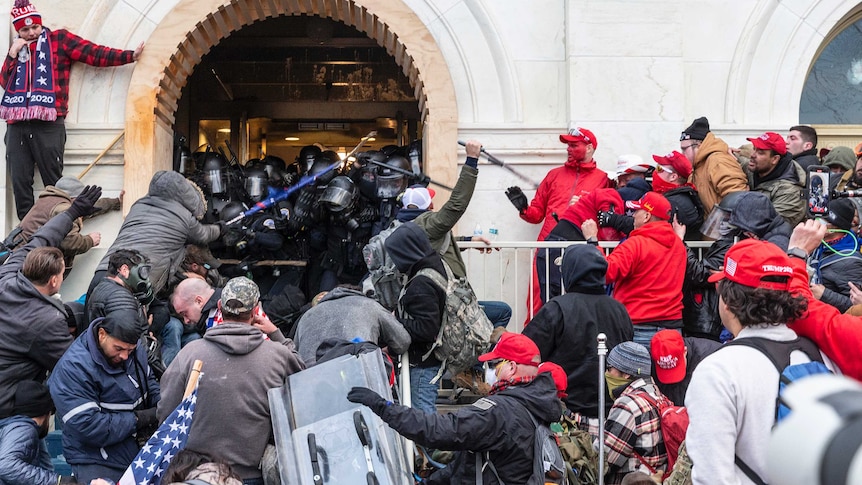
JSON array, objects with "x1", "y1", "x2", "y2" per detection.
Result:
[{"x1": 1, "y1": 2, "x2": 861, "y2": 483}]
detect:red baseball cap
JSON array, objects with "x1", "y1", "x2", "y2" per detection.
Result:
[
  {"x1": 650, "y1": 330, "x2": 686, "y2": 384},
  {"x1": 625, "y1": 192, "x2": 672, "y2": 221},
  {"x1": 538, "y1": 362, "x2": 568, "y2": 398},
  {"x1": 652, "y1": 151, "x2": 693, "y2": 179},
  {"x1": 707, "y1": 239, "x2": 794, "y2": 291},
  {"x1": 478, "y1": 333, "x2": 541, "y2": 366},
  {"x1": 746, "y1": 132, "x2": 787, "y2": 156},
  {"x1": 560, "y1": 127, "x2": 598, "y2": 149}
]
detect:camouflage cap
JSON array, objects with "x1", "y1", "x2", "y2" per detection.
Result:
[{"x1": 220, "y1": 276, "x2": 260, "y2": 315}]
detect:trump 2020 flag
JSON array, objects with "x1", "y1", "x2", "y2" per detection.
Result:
[{"x1": 119, "y1": 376, "x2": 200, "y2": 485}]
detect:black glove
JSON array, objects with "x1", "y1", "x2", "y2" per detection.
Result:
[
  {"x1": 347, "y1": 386, "x2": 390, "y2": 415},
  {"x1": 505, "y1": 186, "x2": 528, "y2": 212},
  {"x1": 134, "y1": 407, "x2": 159, "y2": 430},
  {"x1": 598, "y1": 211, "x2": 634, "y2": 235},
  {"x1": 216, "y1": 220, "x2": 228, "y2": 236},
  {"x1": 597, "y1": 210, "x2": 615, "y2": 227},
  {"x1": 65, "y1": 185, "x2": 102, "y2": 220}
]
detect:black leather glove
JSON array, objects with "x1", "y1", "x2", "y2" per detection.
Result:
[
  {"x1": 597, "y1": 210, "x2": 615, "y2": 227},
  {"x1": 65, "y1": 185, "x2": 102, "y2": 220},
  {"x1": 505, "y1": 186, "x2": 528, "y2": 212},
  {"x1": 598, "y1": 211, "x2": 634, "y2": 235},
  {"x1": 347, "y1": 386, "x2": 390, "y2": 415},
  {"x1": 134, "y1": 407, "x2": 159, "y2": 431}
]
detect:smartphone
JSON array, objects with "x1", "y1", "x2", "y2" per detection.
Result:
[{"x1": 806, "y1": 165, "x2": 830, "y2": 217}]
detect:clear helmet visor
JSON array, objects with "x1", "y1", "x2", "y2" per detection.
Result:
[
  {"x1": 700, "y1": 205, "x2": 733, "y2": 240},
  {"x1": 205, "y1": 170, "x2": 227, "y2": 195},
  {"x1": 244, "y1": 176, "x2": 266, "y2": 200},
  {"x1": 377, "y1": 175, "x2": 407, "y2": 199},
  {"x1": 320, "y1": 186, "x2": 355, "y2": 212}
]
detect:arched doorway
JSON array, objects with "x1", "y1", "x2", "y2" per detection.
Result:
[{"x1": 124, "y1": 0, "x2": 458, "y2": 206}]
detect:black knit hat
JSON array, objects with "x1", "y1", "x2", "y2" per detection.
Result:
[
  {"x1": 680, "y1": 117, "x2": 710, "y2": 141},
  {"x1": 13, "y1": 380, "x2": 54, "y2": 417},
  {"x1": 825, "y1": 198, "x2": 856, "y2": 232}
]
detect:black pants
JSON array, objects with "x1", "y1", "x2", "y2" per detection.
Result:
[{"x1": 5, "y1": 118, "x2": 66, "y2": 219}]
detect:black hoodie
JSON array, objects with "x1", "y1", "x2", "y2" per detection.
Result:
[
  {"x1": 378, "y1": 373, "x2": 562, "y2": 484},
  {"x1": 384, "y1": 222, "x2": 446, "y2": 366},
  {"x1": 523, "y1": 245, "x2": 634, "y2": 417}
]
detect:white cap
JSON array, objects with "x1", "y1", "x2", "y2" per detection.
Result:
[
  {"x1": 615, "y1": 154, "x2": 655, "y2": 179},
  {"x1": 401, "y1": 186, "x2": 432, "y2": 210}
]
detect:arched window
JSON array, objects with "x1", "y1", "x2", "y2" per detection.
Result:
[{"x1": 801, "y1": 12, "x2": 862, "y2": 124}]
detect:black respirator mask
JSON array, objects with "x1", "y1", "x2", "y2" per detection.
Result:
[{"x1": 119, "y1": 263, "x2": 155, "y2": 306}]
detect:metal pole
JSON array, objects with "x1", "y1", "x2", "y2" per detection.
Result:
[{"x1": 597, "y1": 333, "x2": 608, "y2": 485}]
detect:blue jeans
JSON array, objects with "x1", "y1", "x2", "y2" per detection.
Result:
[
  {"x1": 479, "y1": 300, "x2": 512, "y2": 329},
  {"x1": 633, "y1": 325, "x2": 681, "y2": 351},
  {"x1": 161, "y1": 317, "x2": 201, "y2": 367},
  {"x1": 410, "y1": 365, "x2": 441, "y2": 414}
]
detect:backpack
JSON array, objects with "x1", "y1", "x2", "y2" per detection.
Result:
[
  {"x1": 551, "y1": 413, "x2": 600, "y2": 485},
  {"x1": 362, "y1": 220, "x2": 404, "y2": 310},
  {"x1": 407, "y1": 260, "x2": 493, "y2": 381},
  {"x1": 634, "y1": 391, "x2": 689, "y2": 472},
  {"x1": 479, "y1": 405, "x2": 568, "y2": 485},
  {"x1": 362, "y1": 220, "x2": 454, "y2": 311},
  {"x1": 725, "y1": 336, "x2": 832, "y2": 485}
]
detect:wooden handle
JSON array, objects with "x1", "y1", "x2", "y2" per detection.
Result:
[
  {"x1": 77, "y1": 131, "x2": 125, "y2": 180},
  {"x1": 182, "y1": 360, "x2": 203, "y2": 399}
]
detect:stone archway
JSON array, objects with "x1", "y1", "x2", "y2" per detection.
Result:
[{"x1": 124, "y1": 0, "x2": 458, "y2": 206}]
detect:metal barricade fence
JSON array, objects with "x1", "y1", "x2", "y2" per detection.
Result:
[{"x1": 459, "y1": 240, "x2": 714, "y2": 333}]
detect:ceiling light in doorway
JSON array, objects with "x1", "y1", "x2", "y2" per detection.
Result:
[
  {"x1": 218, "y1": 128, "x2": 231, "y2": 133},
  {"x1": 285, "y1": 137, "x2": 300, "y2": 141}
]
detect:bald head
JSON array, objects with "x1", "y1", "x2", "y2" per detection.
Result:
[{"x1": 171, "y1": 277, "x2": 215, "y2": 326}]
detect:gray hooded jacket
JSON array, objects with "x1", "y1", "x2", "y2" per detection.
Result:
[{"x1": 97, "y1": 171, "x2": 220, "y2": 294}]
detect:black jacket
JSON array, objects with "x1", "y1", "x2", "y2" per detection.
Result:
[
  {"x1": 0, "y1": 213, "x2": 75, "y2": 418},
  {"x1": 682, "y1": 194, "x2": 792, "y2": 339},
  {"x1": 525, "y1": 245, "x2": 633, "y2": 416},
  {"x1": 653, "y1": 337, "x2": 722, "y2": 406},
  {"x1": 537, "y1": 219, "x2": 584, "y2": 301},
  {"x1": 793, "y1": 148, "x2": 821, "y2": 171},
  {"x1": 378, "y1": 374, "x2": 562, "y2": 485},
  {"x1": 385, "y1": 222, "x2": 446, "y2": 367},
  {"x1": 85, "y1": 278, "x2": 147, "y2": 331},
  {"x1": 663, "y1": 186, "x2": 704, "y2": 239},
  {"x1": 815, "y1": 239, "x2": 862, "y2": 313}
]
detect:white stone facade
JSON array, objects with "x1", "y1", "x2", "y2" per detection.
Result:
[{"x1": 1, "y1": 0, "x2": 857, "y2": 299}]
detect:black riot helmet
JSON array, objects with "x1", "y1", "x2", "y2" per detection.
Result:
[
  {"x1": 220, "y1": 201, "x2": 248, "y2": 223},
  {"x1": 297, "y1": 145, "x2": 323, "y2": 174},
  {"x1": 700, "y1": 191, "x2": 749, "y2": 240},
  {"x1": 202, "y1": 152, "x2": 229, "y2": 196},
  {"x1": 308, "y1": 151, "x2": 340, "y2": 186},
  {"x1": 356, "y1": 151, "x2": 387, "y2": 199},
  {"x1": 320, "y1": 176, "x2": 358, "y2": 213},
  {"x1": 261, "y1": 155, "x2": 286, "y2": 183},
  {"x1": 377, "y1": 154, "x2": 411, "y2": 199},
  {"x1": 244, "y1": 167, "x2": 269, "y2": 202}
]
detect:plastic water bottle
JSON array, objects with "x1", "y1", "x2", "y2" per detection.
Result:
[
  {"x1": 473, "y1": 223, "x2": 483, "y2": 238},
  {"x1": 488, "y1": 221, "x2": 499, "y2": 241}
]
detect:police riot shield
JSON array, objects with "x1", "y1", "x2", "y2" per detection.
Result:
[{"x1": 268, "y1": 349, "x2": 413, "y2": 485}]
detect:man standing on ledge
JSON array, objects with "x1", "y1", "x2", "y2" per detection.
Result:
[{"x1": 0, "y1": 0, "x2": 144, "y2": 219}]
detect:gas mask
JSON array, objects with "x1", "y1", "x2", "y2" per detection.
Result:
[{"x1": 119, "y1": 263, "x2": 155, "y2": 306}]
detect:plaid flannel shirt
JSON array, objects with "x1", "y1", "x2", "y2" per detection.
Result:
[
  {"x1": 603, "y1": 377, "x2": 669, "y2": 485},
  {"x1": 1, "y1": 28, "x2": 134, "y2": 118}
]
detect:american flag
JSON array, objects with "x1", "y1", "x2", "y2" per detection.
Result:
[{"x1": 118, "y1": 375, "x2": 200, "y2": 485}]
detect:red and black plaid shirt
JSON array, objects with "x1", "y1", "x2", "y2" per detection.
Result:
[{"x1": 0, "y1": 28, "x2": 134, "y2": 118}]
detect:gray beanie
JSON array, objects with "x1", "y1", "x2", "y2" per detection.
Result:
[
  {"x1": 607, "y1": 342, "x2": 651, "y2": 377},
  {"x1": 54, "y1": 176, "x2": 85, "y2": 198}
]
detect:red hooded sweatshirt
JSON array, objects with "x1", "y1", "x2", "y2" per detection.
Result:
[{"x1": 605, "y1": 220, "x2": 686, "y2": 324}]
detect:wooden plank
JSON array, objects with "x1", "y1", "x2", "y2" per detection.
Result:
[
  {"x1": 200, "y1": 17, "x2": 222, "y2": 45},
  {"x1": 189, "y1": 27, "x2": 211, "y2": 58},
  {"x1": 298, "y1": 0, "x2": 313, "y2": 14},
  {"x1": 326, "y1": 0, "x2": 339, "y2": 20},
  {"x1": 339, "y1": 0, "x2": 351, "y2": 25},
  {"x1": 286, "y1": 0, "x2": 302, "y2": 14},
  {"x1": 158, "y1": 77, "x2": 182, "y2": 102}
]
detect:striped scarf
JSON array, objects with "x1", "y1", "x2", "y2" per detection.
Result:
[{"x1": 0, "y1": 28, "x2": 57, "y2": 121}]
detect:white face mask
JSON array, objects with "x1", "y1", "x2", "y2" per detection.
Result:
[{"x1": 484, "y1": 365, "x2": 498, "y2": 386}]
